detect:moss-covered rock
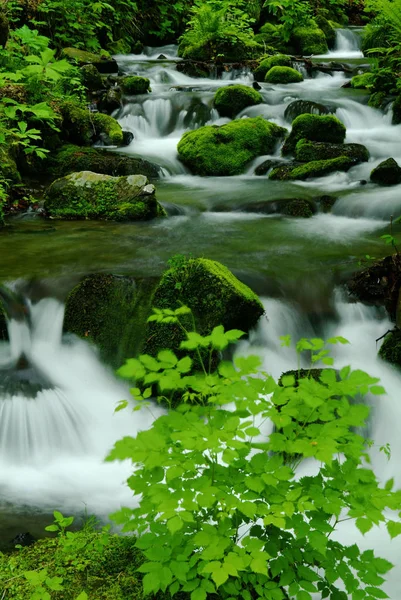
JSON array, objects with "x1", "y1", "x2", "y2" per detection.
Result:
[
  {"x1": 62, "y1": 47, "x2": 118, "y2": 73},
  {"x1": 107, "y1": 38, "x2": 132, "y2": 55},
  {"x1": 178, "y1": 37, "x2": 261, "y2": 62},
  {"x1": 80, "y1": 64, "x2": 104, "y2": 91},
  {"x1": 50, "y1": 145, "x2": 161, "y2": 179},
  {"x1": 58, "y1": 100, "x2": 124, "y2": 146},
  {"x1": 284, "y1": 99, "x2": 332, "y2": 121},
  {"x1": 370, "y1": 158, "x2": 401, "y2": 186},
  {"x1": 350, "y1": 72, "x2": 374, "y2": 89},
  {"x1": 213, "y1": 84, "x2": 263, "y2": 118},
  {"x1": 369, "y1": 91, "x2": 387, "y2": 111},
  {"x1": 120, "y1": 76, "x2": 151, "y2": 95},
  {"x1": 295, "y1": 139, "x2": 369, "y2": 163},
  {"x1": 64, "y1": 274, "x2": 158, "y2": 367},
  {"x1": 315, "y1": 15, "x2": 336, "y2": 49},
  {"x1": 0, "y1": 147, "x2": 20, "y2": 183},
  {"x1": 269, "y1": 156, "x2": 355, "y2": 181},
  {"x1": 282, "y1": 113, "x2": 346, "y2": 155},
  {"x1": 44, "y1": 172, "x2": 166, "y2": 221},
  {"x1": 291, "y1": 27, "x2": 328, "y2": 55},
  {"x1": 265, "y1": 66, "x2": 303, "y2": 84},
  {"x1": 143, "y1": 258, "x2": 264, "y2": 358},
  {"x1": 379, "y1": 330, "x2": 401, "y2": 368},
  {"x1": 177, "y1": 117, "x2": 286, "y2": 176},
  {"x1": 282, "y1": 199, "x2": 313, "y2": 218},
  {"x1": 253, "y1": 54, "x2": 291, "y2": 82},
  {"x1": 0, "y1": 11, "x2": 8, "y2": 48}
]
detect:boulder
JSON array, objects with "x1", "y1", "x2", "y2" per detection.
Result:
[
  {"x1": 295, "y1": 140, "x2": 369, "y2": 163},
  {"x1": 351, "y1": 72, "x2": 374, "y2": 89},
  {"x1": 0, "y1": 147, "x2": 20, "y2": 183},
  {"x1": 282, "y1": 113, "x2": 346, "y2": 155},
  {"x1": 370, "y1": 158, "x2": 401, "y2": 186},
  {"x1": 237, "y1": 197, "x2": 315, "y2": 217},
  {"x1": 99, "y1": 87, "x2": 123, "y2": 113},
  {"x1": 178, "y1": 37, "x2": 260, "y2": 63},
  {"x1": 265, "y1": 66, "x2": 303, "y2": 84},
  {"x1": 269, "y1": 156, "x2": 356, "y2": 181},
  {"x1": 120, "y1": 76, "x2": 151, "y2": 95},
  {"x1": 62, "y1": 48, "x2": 118, "y2": 73},
  {"x1": 143, "y1": 258, "x2": 264, "y2": 358},
  {"x1": 282, "y1": 199, "x2": 313, "y2": 218},
  {"x1": 177, "y1": 117, "x2": 286, "y2": 176},
  {"x1": 44, "y1": 171, "x2": 166, "y2": 221},
  {"x1": 80, "y1": 64, "x2": 104, "y2": 91},
  {"x1": 58, "y1": 100, "x2": 124, "y2": 146},
  {"x1": 284, "y1": 100, "x2": 333, "y2": 121},
  {"x1": 253, "y1": 54, "x2": 291, "y2": 82},
  {"x1": 291, "y1": 27, "x2": 328, "y2": 55},
  {"x1": 213, "y1": 84, "x2": 263, "y2": 119},
  {"x1": 254, "y1": 159, "x2": 283, "y2": 176},
  {"x1": 315, "y1": 15, "x2": 336, "y2": 49},
  {"x1": 50, "y1": 145, "x2": 161, "y2": 179},
  {"x1": 379, "y1": 330, "x2": 401, "y2": 369},
  {"x1": 64, "y1": 274, "x2": 158, "y2": 368}
]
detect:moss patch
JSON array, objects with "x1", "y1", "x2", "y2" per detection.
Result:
[
  {"x1": 44, "y1": 171, "x2": 165, "y2": 221},
  {"x1": 295, "y1": 139, "x2": 369, "y2": 163},
  {"x1": 282, "y1": 113, "x2": 346, "y2": 155},
  {"x1": 351, "y1": 72, "x2": 374, "y2": 89},
  {"x1": 177, "y1": 117, "x2": 286, "y2": 176},
  {"x1": 253, "y1": 54, "x2": 291, "y2": 82},
  {"x1": 265, "y1": 66, "x2": 303, "y2": 84},
  {"x1": 120, "y1": 76, "x2": 151, "y2": 95},
  {"x1": 291, "y1": 26, "x2": 328, "y2": 55},
  {"x1": 57, "y1": 100, "x2": 124, "y2": 146},
  {"x1": 269, "y1": 156, "x2": 355, "y2": 181},
  {"x1": 213, "y1": 84, "x2": 263, "y2": 118},
  {"x1": 282, "y1": 199, "x2": 313, "y2": 218},
  {"x1": 379, "y1": 330, "x2": 401, "y2": 369},
  {"x1": 64, "y1": 274, "x2": 159, "y2": 368}
]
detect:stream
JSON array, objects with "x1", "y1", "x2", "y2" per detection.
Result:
[{"x1": 1, "y1": 29, "x2": 401, "y2": 597}]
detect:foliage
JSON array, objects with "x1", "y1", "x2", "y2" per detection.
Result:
[
  {"x1": 263, "y1": 0, "x2": 313, "y2": 41},
  {"x1": 109, "y1": 309, "x2": 401, "y2": 600}
]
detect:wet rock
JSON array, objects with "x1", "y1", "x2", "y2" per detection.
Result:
[
  {"x1": 379, "y1": 329, "x2": 401, "y2": 368},
  {"x1": 291, "y1": 26, "x2": 328, "y2": 55},
  {"x1": 58, "y1": 100, "x2": 124, "y2": 146},
  {"x1": 269, "y1": 156, "x2": 355, "y2": 181},
  {"x1": 254, "y1": 159, "x2": 284, "y2": 176},
  {"x1": 265, "y1": 66, "x2": 303, "y2": 84},
  {"x1": 317, "y1": 195, "x2": 337, "y2": 212},
  {"x1": 370, "y1": 158, "x2": 401, "y2": 186},
  {"x1": 295, "y1": 140, "x2": 369, "y2": 164},
  {"x1": 252, "y1": 81, "x2": 262, "y2": 91},
  {"x1": 120, "y1": 76, "x2": 151, "y2": 95},
  {"x1": 99, "y1": 87, "x2": 122, "y2": 113},
  {"x1": 122, "y1": 131, "x2": 134, "y2": 146},
  {"x1": 44, "y1": 172, "x2": 166, "y2": 221},
  {"x1": 10, "y1": 532, "x2": 36, "y2": 547},
  {"x1": 213, "y1": 84, "x2": 263, "y2": 119},
  {"x1": 176, "y1": 61, "x2": 210, "y2": 79},
  {"x1": 282, "y1": 199, "x2": 313, "y2": 218},
  {"x1": 80, "y1": 64, "x2": 104, "y2": 91},
  {"x1": 62, "y1": 48, "x2": 118, "y2": 73},
  {"x1": 157, "y1": 54, "x2": 167, "y2": 60},
  {"x1": 282, "y1": 113, "x2": 346, "y2": 155},
  {"x1": 284, "y1": 100, "x2": 332, "y2": 122}
]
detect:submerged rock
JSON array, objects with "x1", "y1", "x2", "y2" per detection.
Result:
[
  {"x1": 177, "y1": 117, "x2": 286, "y2": 176},
  {"x1": 44, "y1": 172, "x2": 166, "y2": 221},
  {"x1": 269, "y1": 156, "x2": 355, "y2": 181},
  {"x1": 370, "y1": 158, "x2": 401, "y2": 186},
  {"x1": 213, "y1": 84, "x2": 263, "y2": 119},
  {"x1": 265, "y1": 66, "x2": 303, "y2": 84},
  {"x1": 282, "y1": 113, "x2": 346, "y2": 155},
  {"x1": 50, "y1": 145, "x2": 161, "y2": 179},
  {"x1": 295, "y1": 140, "x2": 369, "y2": 163},
  {"x1": 282, "y1": 199, "x2": 313, "y2": 217},
  {"x1": 237, "y1": 197, "x2": 315, "y2": 217}
]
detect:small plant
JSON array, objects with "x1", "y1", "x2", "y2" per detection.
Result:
[{"x1": 380, "y1": 214, "x2": 400, "y2": 254}]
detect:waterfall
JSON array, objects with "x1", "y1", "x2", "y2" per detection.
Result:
[{"x1": 314, "y1": 27, "x2": 364, "y2": 59}]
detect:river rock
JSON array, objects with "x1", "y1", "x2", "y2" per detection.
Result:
[
  {"x1": 370, "y1": 158, "x2": 401, "y2": 186},
  {"x1": 265, "y1": 66, "x2": 303, "y2": 84},
  {"x1": 239, "y1": 198, "x2": 315, "y2": 217},
  {"x1": 120, "y1": 76, "x2": 151, "y2": 95},
  {"x1": 269, "y1": 156, "x2": 356, "y2": 181},
  {"x1": 177, "y1": 117, "x2": 286, "y2": 176},
  {"x1": 58, "y1": 100, "x2": 124, "y2": 146},
  {"x1": 80, "y1": 64, "x2": 104, "y2": 91},
  {"x1": 213, "y1": 84, "x2": 263, "y2": 119},
  {"x1": 99, "y1": 87, "x2": 122, "y2": 113},
  {"x1": 295, "y1": 140, "x2": 369, "y2": 163},
  {"x1": 50, "y1": 145, "x2": 161, "y2": 179},
  {"x1": 282, "y1": 114, "x2": 346, "y2": 155},
  {"x1": 44, "y1": 172, "x2": 166, "y2": 221},
  {"x1": 254, "y1": 159, "x2": 284, "y2": 176},
  {"x1": 284, "y1": 100, "x2": 333, "y2": 122},
  {"x1": 253, "y1": 55, "x2": 291, "y2": 82},
  {"x1": 290, "y1": 26, "x2": 328, "y2": 55},
  {"x1": 62, "y1": 48, "x2": 118, "y2": 73}
]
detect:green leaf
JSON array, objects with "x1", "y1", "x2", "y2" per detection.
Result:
[
  {"x1": 143, "y1": 572, "x2": 161, "y2": 594},
  {"x1": 250, "y1": 557, "x2": 268, "y2": 575},
  {"x1": 356, "y1": 517, "x2": 373, "y2": 534},
  {"x1": 364, "y1": 587, "x2": 389, "y2": 599},
  {"x1": 75, "y1": 593, "x2": 88, "y2": 600},
  {"x1": 177, "y1": 356, "x2": 192, "y2": 373},
  {"x1": 191, "y1": 588, "x2": 207, "y2": 600},
  {"x1": 157, "y1": 349, "x2": 177, "y2": 366},
  {"x1": 387, "y1": 520, "x2": 401, "y2": 539},
  {"x1": 167, "y1": 516, "x2": 183, "y2": 533}
]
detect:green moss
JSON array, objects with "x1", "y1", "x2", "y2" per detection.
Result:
[
  {"x1": 44, "y1": 172, "x2": 166, "y2": 221},
  {"x1": 0, "y1": 147, "x2": 20, "y2": 183},
  {"x1": 269, "y1": 156, "x2": 355, "y2": 181},
  {"x1": 295, "y1": 139, "x2": 369, "y2": 163},
  {"x1": 0, "y1": 531, "x2": 145, "y2": 599},
  {"x1": 265, "y1": 66, "x2": 303, "y2": 84},
  {"x1": 315, "y1": 15, "x2": 336, "y2": 48},
  {"x1": 379, "y1": 331, "x2": 401, "y2": 368},
  {"x1": 177, "y1": 117, "x2": 286, "y2": 176},
  {"x1": 178, "y1": 37, "x2": 261, "y2": 62},
  {"x1": 351, "y1": 72, "x2": 374, "y2": 89},
  {"x1": 282, "y1": 113, "x2": 346, "y2": 155},
  {"x1": 282, "y1": 199, "x2": 313, "y2": 218},
  {"x1": 120, "y1": 76, "x2": 151, "y2": 95},
  {"x1": 62, "y1": 47, "x2": 106, "y2": 64},
  {"x1": 213, "y1": 84, "x2": 263, "y2": 118},
  {"x1": 368, "y1": 91, "x2": 387, "y2": 110},
  {"x1": 253, "y1": 54, "x2": 291, "y2": 82},
  {"x1": 291, "y1": 27, "x2": 328, "y2": 55},
  {"x1": 80, "y1": 64, "x2": 103, "y2": 91},
  {"x1": 64, "y1": 274, "x2": 159, "y2": 367},
  {"x1": 107, "y1": 38, "x2": 132, "y2": 54},
  {"x1": 370, "y1": 158, "x2": 401, "y2": 186},
  {"x1": 143, "y1": 257, "x2": 264, "y2": 360},
  {"x1": 58, "y1": 100, "x2": 123, "y2": 146}
]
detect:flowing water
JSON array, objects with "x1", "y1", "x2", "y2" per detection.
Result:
[{"x1": 2, "y1": 29, "x2": 401, "y2": 596}]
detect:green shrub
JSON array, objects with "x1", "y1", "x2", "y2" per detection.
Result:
[
  {"x1": 213, "y1": 84, "x2": 263, "y2": 118},
  {"x1": 265, "y1": 66, "x2": 304, "y2": 84}
]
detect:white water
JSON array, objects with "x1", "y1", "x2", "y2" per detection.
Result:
[{"x1": 314, "y1": 27, "x2": 364, "y2": 59}]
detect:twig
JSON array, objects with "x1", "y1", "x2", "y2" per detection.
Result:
[{"x1": 375, "y1": 327, "x2": 398, "y2": 344}]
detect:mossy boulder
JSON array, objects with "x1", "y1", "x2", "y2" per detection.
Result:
[
  {"x1": 50, "y1": 145, "x2": 161, "y2": 179},
  {"x1": 178, "y1": 37, "x2": 261, "y2": 62},
  {"x1": 282, "y1": 113, "x2": 346, "y2": 155},
  {"x1": 58, "y1": 101, "x2": 124, "y2": 146},
  {"x1": 64, "y1": 274, "x2": 158, "y2": 367},
  {"x1": 107, "y1": 38, "x2": 132, "y2": 55},
  {"x1": 295, "y1": 139, "x2": 369, "y2": 163},
  {"x1": 369, "y1": 91, "x2": 387, "y2": 111},
  {"x1": 351, "y1": 72, "x2": 374, "y2": 90},
  {"x1": 44, "y1": 172, "x2": 166, "y2": 221},
  {"x1": 379, "y1": 330, "x2": 401, "y2": 369},
  {"x1": 316, "y1": 15, "x2": 336, "y2": 49},
  {"x1": 284, "y1": 100, "x2": 332, "y2": 121},
  {"x1": 62, "y1": 47, "x2": 118, "y2": 73},
  {"x1": 269, "y1": 156, "x2": 356, "y2": 181},
  {"x1": 177, "y1": 117, "x2": 286, "y2": 176},
  {"x1": 0, "y1": 147, "x2": 20, "y2": 183},
  {"x1": 282, "y1": 199, "x2": 313, "y2": 218},
  {"x1": 143, "y1": 258, "x2": 264, "y2": 358},
  {"x1": 80, "y1": 64, "x2": 104, "y2": 91},
  {"x1": 370, "y1": 158, "x2": 401, "y2": 186},
  {"x1": 291, "y1": 27, "x2": 328, "y2": 55},
  {"x1": 120, "y1": 76, "x2": 151, "y2": 95},
  {"x1": 0, "y1": 11, "x2": 8, "y2": 48},
  {"x1": 265, "y1": 66, "x2": 303, "y2": 84},
  {"x1": 213, "y1": 85, "x2": 263, "y2": 119},
  {"x1": 253, "y1": 54, "x2": 291, "y2": 82}
]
